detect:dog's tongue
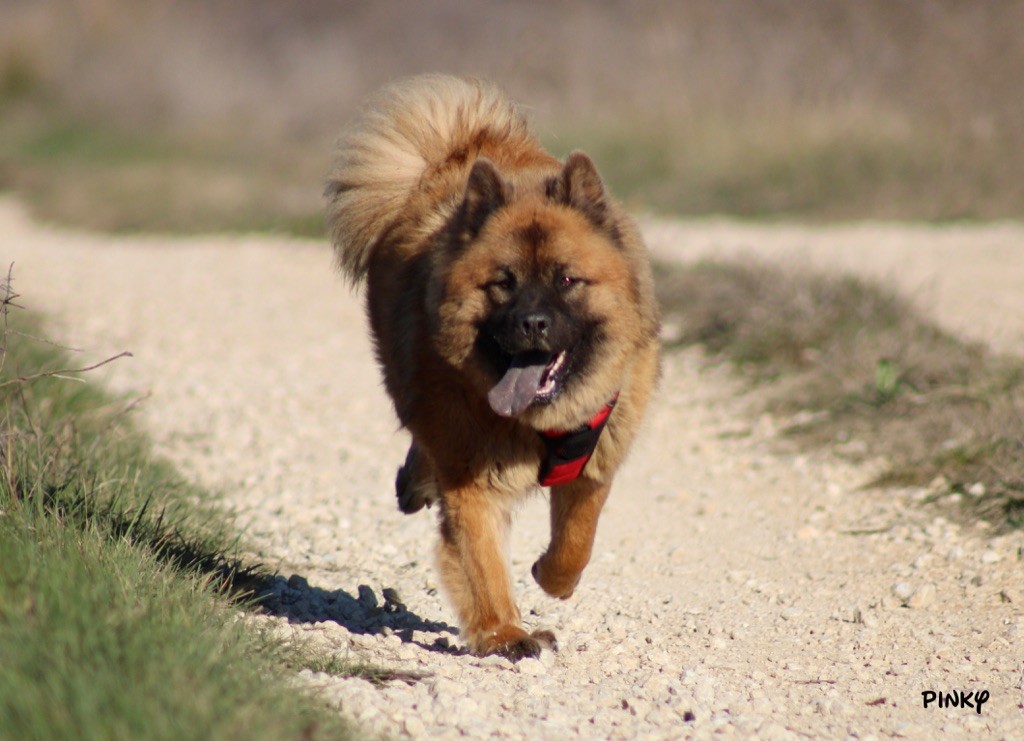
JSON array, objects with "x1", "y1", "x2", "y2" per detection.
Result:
[{"x1": 487, "y1": 353, "x2": 549, "y2": 417}]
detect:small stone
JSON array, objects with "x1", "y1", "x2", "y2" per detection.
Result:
[
  {"x1": 429, "y1": 677, "x2": 462, "y2": 698},
  {"x1": 892, "y1": 582, "x2": 914, "y2": 604},
  {"x1": 693, "y1": 681, "x2": 715, "y2": 705},
  {"x1": 964, "y1": 717, "x2": 987, "y2": 732},
  {"x1": 643, "y1": 673, "x2": 672, "y2": 695},
  {"x1": 750, "y1": 697, "x2": 773, "y2": 715},
  {"x1": 645, "y1": 707, "x2": 674, "y2": 724},
  {"x1": 908, "y1": 583, "x2": 936, "y2": 609},
  {"x1": 354, "y1": 705, "x2": 379, "y2": 723},
  {"x1": 981, "y1": 550, "x2": 1002, "y2": 564},
  {"x1": 382, "y1": 587, "x2": 405, "y2": 611},
  {"x1": 892, "y1": 722, "x2": 922, "y2": 736},
  {"x1": 759, "y1": 723, "x2": 797, "y2": 741},
  {"x1": 403, "y1": 716, "x2": 426, "y2": 736},
  {"x1": 357, "y1": 584, "x2": 378, "y2": 608},
  {"x1": 967, "y1": 482, "x2": 987, "y2": 497},
  {"x1": 477, "y1": 654, "x2": 513, "y2": 669},
  {"x1": 515, "y1": 657, "x2": 546, "y2": 675}
]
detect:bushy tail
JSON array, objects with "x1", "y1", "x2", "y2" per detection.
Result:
[{"x1": 325, "y1": 75, "x2": 532, "y2": 283}]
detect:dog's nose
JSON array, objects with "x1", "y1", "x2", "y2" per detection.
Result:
[{"x1": 516, "y1": 310, "x2": 551, "y2": 341}]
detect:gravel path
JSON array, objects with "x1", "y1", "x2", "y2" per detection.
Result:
[
  {"x1": 5, "y1": 197, "x2": 1024, "y2": 738},
  {"x1": 642, "y1": 217, "x2": 1024, "y2": 356}
]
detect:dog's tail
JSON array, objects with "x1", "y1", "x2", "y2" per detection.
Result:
[{"x1": 325, "y1": 75, "x2": 533, "y2": 283}]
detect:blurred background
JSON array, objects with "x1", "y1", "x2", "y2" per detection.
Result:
[{"x1": 2, "y1": 0, "x2": 1023, "y2": 235}]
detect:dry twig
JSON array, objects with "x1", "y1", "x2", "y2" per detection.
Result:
[{"x1": 1, "y1": 262, "x2": 133, "y2": 390}]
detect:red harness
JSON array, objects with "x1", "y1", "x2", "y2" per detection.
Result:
[{"x1": 537, "y1": 392, "x2": 619, "y2": 486}]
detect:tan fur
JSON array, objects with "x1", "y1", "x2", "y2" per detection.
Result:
[
  {"x1": 326, "y1": 75, "x2": 538, "y2": 282},
  {"x1": 327, "y1": 75, "x2": 660, "y2": 659}
]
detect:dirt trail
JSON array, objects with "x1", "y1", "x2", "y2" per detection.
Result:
[{"x1": 4, "y1": 197, "x2": 1023, "y2": 738}]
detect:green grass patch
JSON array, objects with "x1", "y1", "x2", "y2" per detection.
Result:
[
  {"x1": 656, "y1": 259, "x2": 1024, "y2": 528},
  {"x1": 0, "y1": 299, "x2": 353, "y2": 737}
]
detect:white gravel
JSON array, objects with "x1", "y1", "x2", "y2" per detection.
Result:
[{"x1": 5, "y1": 197, "x2": 1024, "y2": 738}]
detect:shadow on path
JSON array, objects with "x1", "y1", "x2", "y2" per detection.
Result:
[{"x1": 252, "y1": 573, "x2": 463, "y2": 656}]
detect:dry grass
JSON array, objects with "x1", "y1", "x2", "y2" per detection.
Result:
[
  {"x1": 0, "y1": 116, "x2": 324, "y2": 236},
  {"x1": 656, "y1": 260, "x2": 1024, "y2": 529},
  {"x1": 2, "y1": 1, "x2": 1024, "y2": 230}
]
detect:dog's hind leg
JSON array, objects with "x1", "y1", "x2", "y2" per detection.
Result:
[
  {"x1": 395, "y1": 442, "x2": 438, "y2": 514},
  {"x1": 532, "y1": 478, "x2": 611, "y2": 600}
]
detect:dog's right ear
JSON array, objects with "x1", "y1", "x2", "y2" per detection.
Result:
[
  {"x1": 454, "y1": 158, "x2": 510, "y2": 240},
  {"x1": 547, "y1": 151, "x2": 609, "y2": 229}
]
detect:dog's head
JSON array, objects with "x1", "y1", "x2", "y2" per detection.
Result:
[{"x1": 429, "y1": 152, "x2": 658, "y2": 428}]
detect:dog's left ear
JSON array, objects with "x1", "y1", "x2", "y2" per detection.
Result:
[{"x1": 548, "y1": 151, "x2": 608, "y2": 227}]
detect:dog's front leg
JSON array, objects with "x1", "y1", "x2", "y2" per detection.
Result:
[
  {"x1": 436, "y1": 484, "x2": 554, "y2": 660},
  {"x1": 532, "y1": 478, "x2": 611, "y2": 600}
]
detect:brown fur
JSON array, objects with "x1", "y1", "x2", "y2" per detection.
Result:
[{"x1": 326, "y1": 75, "x2": 660, "y2": 659}]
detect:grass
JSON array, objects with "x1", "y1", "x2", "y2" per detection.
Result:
[
  {"x1": 0, "y1": 110, "x2": 327, "y2": 238},
  {"x1": 656, "y1": 259, "x2": 1024, "y2": 529},
  {"x1": 546, "y1": 110, "x2": 1019, "y2": 222},
  {"x1": 4, "y1": 2, "x2": 1024, "y2": 231},
  {"x1": 1, "y1": 98, "x2": 1022, "y2": 240},
  {"x1": 0, "y1": 293, "x2": 356, "y2": 737}
]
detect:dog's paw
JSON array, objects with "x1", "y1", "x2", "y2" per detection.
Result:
[
  {"x1": 394, "y1": 449, "x2": 437, "y2": 514},
  {"x1": 532, "y1": 557, "x2": 581, "y2": 600},
  {"x1": 479, "y1": 625, "x2": 558, "y2": 662},
  {"x1": 494, "y1": 635, "x2": 542, "y2": 662}
]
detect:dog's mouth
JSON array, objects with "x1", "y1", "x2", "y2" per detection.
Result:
[{"x1": 487, "y1": 350, "x2": 568, "y2": 418}]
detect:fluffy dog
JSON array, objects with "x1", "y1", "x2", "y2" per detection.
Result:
[{"x1": 326, "y1": 75, "x2": 659, "y2": 660}]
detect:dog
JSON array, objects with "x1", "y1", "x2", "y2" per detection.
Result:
[{"x1": 326, "y1": 75, "x2": 659, "y2": 660}]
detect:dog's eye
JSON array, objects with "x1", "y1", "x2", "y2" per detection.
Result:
[
  {"x1": 557, "y1": 274, "x2": 580, "y2": 290},
  {"x1": 488, "y1": 271, "x2": 516, "y2": 292}
]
